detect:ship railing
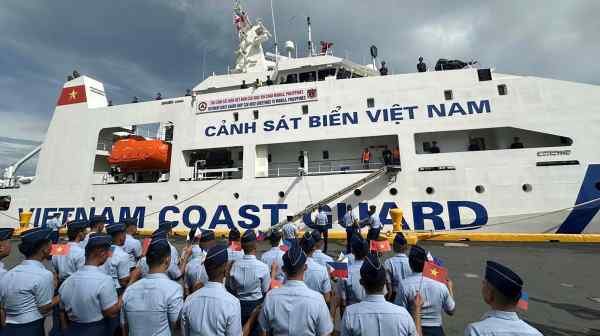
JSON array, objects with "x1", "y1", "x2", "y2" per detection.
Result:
[
  {"x1": 96, "y1": 141, "x2": 112, "y2": 151},
  {"x1": 191, "y1": 167, "x2": 243, "y2": 181},
  {"x1": 267, "y1": 159, "x2": 384, "y2": 177}
]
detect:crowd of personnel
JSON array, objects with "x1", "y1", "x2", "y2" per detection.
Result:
[{"x1": 0, "y1": 215, "x2": 543, "y2": 336}]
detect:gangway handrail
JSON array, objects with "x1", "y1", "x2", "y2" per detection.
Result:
[{"x1": 265, "y1": 165, "x2": 390, "y2": 233}]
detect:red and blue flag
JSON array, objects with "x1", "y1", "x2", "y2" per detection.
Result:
[
  {"x1": 327, "y1": 262, "x2": 349, "y2": 278},
  {"x1": 517, "y1": 291, "x2": 529, "y2": 311}
]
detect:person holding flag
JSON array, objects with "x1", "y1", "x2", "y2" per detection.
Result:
[
  {"x1": 402, "y1": 245, "x2": 454, "y2": 336},
  {"x1": 341, "y1": 235, "x2": 387, "y2": 307},
  {"x1": 340, "y1": 205, "x2": 360, "y2": 254},
  {"x1": 384, "y1": 232, "x2": 412, "y2": 307},
  {"x1": 465, "y1": 261, "x2": 542, "y2": 335},
  {"x1": 227, "y1": 227, "x2": 245, "y2": 263},
  {"x1": 258, "y1": 241, "x2": 333, "y2": 336},
  {"x1": 260, "y1": 230, "x2": 285, "y2": 281},
  {"x1": 186, "y1": 230, "x2": 216, "y2": 294},
  {"x1": 341, "y1": 253, "x2": 418, "y2": 336},
  {"x1": 80, "y1": 215, "x2": 107, "y2": 249},
  {"x1": 132, "y1": 229, "x2": 192, "y2": 282},
  {"x1": 311, "y1": 230, "x2": 334, "y2": 267}
]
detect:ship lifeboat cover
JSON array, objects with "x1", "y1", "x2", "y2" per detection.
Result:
[{"x1": 108, "y1": 135, "x2": 171, "y2": 170}]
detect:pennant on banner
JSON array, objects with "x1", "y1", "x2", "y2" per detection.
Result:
[
  {"x1": 51, "y1": 244, "x2": 70, "y2": 256},
  {"x1": 423, "y1": 261, "x2": 448, "y2": 285}
]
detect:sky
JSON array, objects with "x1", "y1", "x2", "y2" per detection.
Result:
[{"x1": 0, "y1": 0, "x2": 599, "y2": 175}]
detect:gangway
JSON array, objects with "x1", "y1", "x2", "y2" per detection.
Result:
[{"x1": 266, "y1": 165, "x2": 398, "y2": 233}]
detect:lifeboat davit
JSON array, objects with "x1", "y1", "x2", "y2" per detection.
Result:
[{"x1": 108, "y1": 135, "x2": 171, "y2": 171}]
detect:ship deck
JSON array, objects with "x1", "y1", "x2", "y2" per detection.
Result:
[{"x1": 4, "y1": 239, "x2": 599, "y2": 335}]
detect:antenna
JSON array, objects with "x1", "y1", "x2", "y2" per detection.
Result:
[
  {"x1": 270, "y1": 0, "x2": 278, "y2": 59},
  {"x1": 307, "y1": 17, "x2": 314, "y2": 57}
]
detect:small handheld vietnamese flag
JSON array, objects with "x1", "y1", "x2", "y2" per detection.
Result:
[
  {"x1": 257, "y1": 231, "x2": 267, "y2": 241},
  {"x1": 51, "y1": 244, "x2": 70, "y2": 256},
  {"x1": 517, "y1": 291, "x2": 529, "y2": 311},
  {"x1": 279, "y1": 239, "x2": 292, "y2": 252},
  {"x1": 370, "y1": 240, "x2": 391, "y2": 253},
  {"x1": 229, "y1": 241, "x2": 242, "y2": 252},
  {"x1": 423, "y1": 261, "x2": 448, "y2": 285},
  {"x1": 270, "y1": 279, "x2": 282, "y2": 290},
  {"x1": 142, "y1": 238, "x2": 151, "y2": 256},
  {"x1": 327, "y1": 262, "x2": 349, "y2": 279}
]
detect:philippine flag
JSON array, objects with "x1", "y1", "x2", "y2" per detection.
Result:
[
  {"x1": 327, "y1": 262, "x2": 349, "y2": 279},
  {"x1": 517, "y1": 291, "x2": 529, "y2": 311}
]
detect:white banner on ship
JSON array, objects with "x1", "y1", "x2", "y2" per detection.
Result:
[{"x1": 197, "y1": 87, "x2": 318, "y2": 113}]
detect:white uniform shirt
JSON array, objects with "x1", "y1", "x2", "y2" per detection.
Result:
[
  {"x1": 341, "y1": 294, "x2": 418, "y2": 336},
  {"x1": 181, "y1": 282, "x2": 242, "y2": 336},
  {"x1": 465, "y1": 310, "x2": 543, "y2": 336},
  {"x1": 103, "y1": 245, "x2": 131, "y2": 289},
  {"x1": 123, "y1": 234, "x2": 142, "y2": 269},
  {"x1": 52, "y1": 241, "x2": 86, "y2": 282},
  {"x1": 402, "y1": 273, "x2": 455, "y2": 327}
]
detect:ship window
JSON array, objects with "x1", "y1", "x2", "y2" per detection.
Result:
[
  {"x1": 351, "y1": 73, "x2": 363, "y2": 78},
  {"x1": 233, "y1": 112, "x2": 239, "y2": 122},
  {"x1": 444, "y1": 90, "x2": 453, "y2": 101},
  {"x1": 337, "y1": 68, "x2": 351, "y2": 79},
  {"x1": 302, "y1": 105, "x2": 309, "y2": 115},
  {"x1": 414, "y1": 127, "x2": 573, "y2": 154},
  {"x1": 253, "y1": 110, "x2": 259, "y2": 120},
  {"x1": 299, "y1": 71, "x2": 316, "y2": 82},
  {"x1": 322, "y1": 150, "x2": 329, "y2": 159},
  {"x1": 286, "y1": 73, "x2": 298, "y2": 83},
  {"x1": 367, "y1": 98, "x2": 375, "y2": 108},
  {"x1": 0, "y1": 196, "x2": 10, "y2": 211},
  {"x1": 498, "y1": 84, "x2": 508, "y2": 96},
  {"x1": 318, "y1": 68, "x2": 336, "y2": 81},
  {"x1": 183, "y1": 146, "x2": 243, "y2": 181}
]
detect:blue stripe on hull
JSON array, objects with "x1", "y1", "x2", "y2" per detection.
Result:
[{"x1": 557, "y1": 164, "x2": 600, "y2": 234}]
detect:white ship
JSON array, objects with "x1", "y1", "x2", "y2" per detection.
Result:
[{"x1": 1, "y1": 2, "x2": 600, "y2": 234}]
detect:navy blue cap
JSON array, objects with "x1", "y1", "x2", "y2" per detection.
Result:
[
  {"x1": 149, "y1": 237, "x2": 170, "y2": 250},
  {"x1": 67, "y1": 220, "x2": 88, "y2": 231},
  {"x1": 85, "y1": 233, "x2": 112, "y2": 251},
  {"x1": 106, "y1": 223, "x2": 126, "y2": 235},
  {"x1": 229, "y1": 227, "x2": 241, "y2": 240},
  {"x1": 350, "y1": 235, "x2": 368, "y2": 254},
  {"x1": 199, "y1": 229, "x2": 215, "y2": 242},
  {"x1": 122, "y1": 218, "x2": 137, "y2": 227},
  {"x1": 310, "y1": 230, "x2": 322, "y2": 242},
  {"x1": 158, "y1": 221, "x2": 177, "y2": 231},
  {"x1": 360, "y1": 252, "x2": 386, "y2": 283},
  {"x1": 90, "y1": 215, "x2": 107, "y2": 225},
  {"x1": 204, "y1": 245, "x2": 228, "y2": 270},
  {"x1": 268, "y1": 230, "x2": 282, "y2": 242},
  {"x1": 241, "y1": 229, "x2": 257, "y2": 243},
  {"x1": 485, "y1": 261, "x2": 523, "y2": 300},
  {"x1": 394, "y1": 232, "x2": 407, "y2": 246},
  {"x1": 300, "y1": 231, "x2": 316, "y2": 252},
  {"x1": 409, "y1": 245, "x2": 426, "y2": 262},
  {"x1": 151, "y1": 229, "x2": 168, "y2": 239},
  {"x1": 21, "y1": 227, "x2": 52, "y2": 245},
  {"x1": 282, "y1": 241, "x2": 306, "y2": 272},
  {"x1": 0, "y1": 228, "x2": 14, "y2": 241}
]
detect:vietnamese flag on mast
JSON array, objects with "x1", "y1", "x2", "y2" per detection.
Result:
[
  {"x1": 51, "y1": 244, "x2": 70, "y2": 256},
  {"x1": 57, "y1": 85, "x2": 87, "y2": 106},
  {"x1": 423, "y1": 261, "x2": 448, "y2": 285}
]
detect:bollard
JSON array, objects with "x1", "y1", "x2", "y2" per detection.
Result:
[
  {"x1": 390, "y1": 208, "x2": 403, "y2": 232},
  {"x1": 18, "y1": 211, "x2": 33, "y2": 234}
]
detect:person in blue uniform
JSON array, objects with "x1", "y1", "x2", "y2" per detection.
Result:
[
  {"x1": 300, "y1": 231, "x2": 332, "y2": 304},
  {"x1": 465, "y1": 261, "x2": 542, "y2": 336},
  {"x1": 402, "y1": 245, "x2": 455, "y2": 336},
  {"x1": 159, "y1": 221, "x2": 183, "y2": 279},
  {"x1": 132, "y1": 229, "x2": 191, "y2": 282},
  {"x1": 80, "y1": 215, "x2": 107, "y2": 249},
  {"x1": 340, "y1": 205, "x2": 359, "y2": 254},
  {"x1": 0, "y1": 227, "x2": 56, "y2": 336},
  {"x1": 46, "y1": 213, "x2": 63, "y2": 244},
  {"x1": 310, "y1": 230, "x2": 334, "y2": 267},
  {"x1": 58, "y1": 234, "x2": 121, "y2": 336},
  {"x1": 229, "y1": 230, "x2": 270, "y2": 336},
  {"x1": 340, "y1": 235, "x2": 374, "y2": 307},
  {"x1": 181, "y1": 244, "x2": 243, "y2": 336},
  {"x1": 313, "y1": 205, "x2": 330, "y2": 253},
  {"x1": 260, "y1": 230, "x2": 285, "y2": 281},
  {"x1": 123, "y1": 237, "x2": 184, "y2": 335},
  {"x1": 227, "y1": 227, "x2": 244, "y2": 262},
  {"x1": 0, "y1": 228, "x2": 14, "y2": 279},
  {"x1": 103, "y1": 223, "x2": 131, "y2": 293},
  {"x1": 185, "y1": 229, "x2": 215, "y2": 293},
  {"x1": 259, "y1": 241, "x2": 333, "y2": 336},
  {"x1": 362, "y1": 205, "x2": 382, "y2": 244},
  {"x1": 341, "y1": 253, "x2": 418, "y2": 336},
  {"x1": 384, "y1": 232, "x2": 412, "y2": 307},
  {"x1": 50, "y1": 220, "x2": 87, "y2": 336},
  {"x1": 122, "y1": 218, "x2": 141, "y2": 270}
]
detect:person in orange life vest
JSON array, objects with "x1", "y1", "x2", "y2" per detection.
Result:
[
  {"x1": 361, "y1": 148, "x2": 372, "y2": 169},
  {"x1": 392, "y1": 147, "x2": 401, "y2": 165}
]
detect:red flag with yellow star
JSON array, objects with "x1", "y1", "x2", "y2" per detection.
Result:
[
  {"x1": 423, "y1": 261, "x2": 448, "y2": 285},
  {"x1": 57, "y1": 85, "x2": 87, "y2": 106},
  {"x1": 51, "y1": 244, "x2": 70, "y2": 256}
]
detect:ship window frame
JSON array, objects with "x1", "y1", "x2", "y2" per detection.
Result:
[
  {"x1": 322, "y1": 150, "x2": 329, "y2": 159},
  {"x1": 444, "y1": 90, "x2": 453, "y2": 101},
  {"x1": 498, "y1": 84, "x2": 508, "y2": 96},
  {"x1": 367, "y1": 98, "x2": 375, "y2": 108},
  {"x1": 302, "y1": 105, "x2": 309, "y2": 115},
  {"x1": 286, "y1": 73, "x2": 298, "y2": 83},
  {"x1": 233, "y1": 112, "x2": 239, "y2": 122},
  {"x1": 318, "y1": 68, "x2": 337, "y2": 81},
  {"x1": 253, "y1": 110, "x2": 259, "y2": 120},
  {"x1": 299, "y1": 71, "x2": 317, "y2": 82}
]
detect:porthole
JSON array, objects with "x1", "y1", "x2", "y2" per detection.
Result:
[
  {"x1": 173, "y1": 194, "x2": 178, "y2": 201},
  {"x1": 90, "y1": 197, "x2": 95, "y2": 202},
  {"x1": 389, "y1": 188, "x2": 398, "y2": 196},
  {"x1": 596, "y1": 182, "x2": 600, "y2": 191},
  {"x1": 278, "y1": 191, "x2": 285, "y2": 198},
  {"x1": 354, "y1": 189, "x2": 362, "y2": 196},
  {"x1": 522, "y1": 184, "x2": 532, "y2": 192},
  {"x1": 109, "y1": 196, "x2": 115, "y2": 202},
  {"x1": 233, "y1": 192, "x2": 240, "y2": 199},
  {"x1": 147, "y1": 195, "x2": 153, "y2": 201},
  {"x1": 426, "y1": 187, "x2": 435, "y2": 195},
  {"x1": 475, "y1": 185, "x2": 485, "y2": 194}
]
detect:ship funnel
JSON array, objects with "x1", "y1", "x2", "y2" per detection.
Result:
[{"x1": 56, "y1": 75, "x2": 108, "y2": 109}]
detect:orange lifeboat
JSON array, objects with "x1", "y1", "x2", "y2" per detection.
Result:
[{"x1": 108, "y1": 135, "x2": 171, "y2": 171}]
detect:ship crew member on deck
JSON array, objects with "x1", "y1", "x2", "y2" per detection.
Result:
[
  {"x1": 510, "y1": 137, "x2": 524, "y2": 149},
  {"x1": 260, "y1": 230, "x2": 285, "y2": 281},
  {"x1": 241, "y1": 80, "x2": 248, "y2": 89},
  {"x1": 465, "y1": 261, "x2": 542, "y2": 336},
  {"x1": 298, "y1": 150, "x2": 307, "y2": 176},
  {"x1": 255, "y1": 78, "x2": 262, "y2": 87},
  {"x1": 282, "y1": 216, "x2": 298, "y2": 243},
  {"x1": 379, "y1": 61, "x2": 389, "y2": 76},
  {"x1": 393, "y1": 146, "x2": 401, "y2": 165},
  {"x1": 58, "y1": 234, "x2": 121, "y2": 336},
  {"x1": 382, "y1": 147, "x2": 393, "y2": 166},
  {"x1": 229, "y1": 230, "x2": 270, "y2": 336},
  {"x1": 155, "y1": 92, "x2": 162, "y2": 100},
  {"x1": 0, "y1": 228, "x2": 56, "y2": 336},
  {"x1": 132, "y1": 96, "x2": 139, "y2": 103},
  {"x1": 47, "y1": 213, "x2": 63, "y2": 244},
  {"x1": 417, "y1": 57, "x2": 427, "y2": 73},
  {"x1": 228, "y1": 227, "x2": 245, "y2": 263},
  {"x1": 384, "y1": 233, "x2": 412, "y2": 307},
  {"x1": 181, "y1": 245, "x2": 243, "y2": 336},
  {"x1": 429, "y1": 141, "x2": 440, "y2": 154},
  {"x1": 81, "y1": 215, "x2": 107, "y2": 249},
  {"x1": 363, "y1": 205, "x2": 382, "y2": 244},
  {"x1": 266, "y1": 75, "x2": 274, "y2": 85},
  {"x1": 258, "y1": 241, "x2": 333, "y2": 336},
  {"x1": 341, "y1": 253, "x2": 418, "y2": 336},
  {"x1": 122, "y1": 237, "x2": 184, "y2": 335},
  {"x1": 341, "y1": 205, "x2": 359, "y2": 254},
  {"x1": 361, "y1": 148, "x2": 372, "y2": 169},
  {"x1": 123, "y1": 218, "x2": 142, "y2": 270},
  {"x1": 300, "y1": 231, "x2": 332, "y2": 304},
  {"x1": 313, "y1": 205, "x2": 330, "y2": 253},
  {"x1": 402, "y1": 245, "x2": 455, "y2": 336},
  {"x1": 185, "y1": 89, "x2": 192, "y2": 96}
]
